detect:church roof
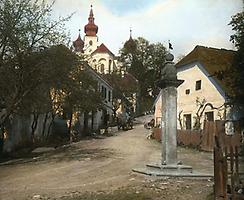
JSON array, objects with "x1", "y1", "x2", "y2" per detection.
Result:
[
  {"x1": 92, "y1": 43, "x2": 114, "y2": 56},
  {"x1": 124, "y1": 28, "x2": 136, "y2": 52},
  {"x1": 73, "y1": 33, "x2": 84, "y2": 52},
  {"x1": 84, "y1": 5, "x2": 98, "y2": 36},
  {"x1": 176, "y1": 45, "x2": 236, "y2": 97}
]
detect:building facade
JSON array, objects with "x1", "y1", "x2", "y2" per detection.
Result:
[
  {"x1": 154, "y1": 46, "x2": 238, "y2": 130},
  {"x1": 73, "y1": 5, "x2": 120, "y2": 74}
]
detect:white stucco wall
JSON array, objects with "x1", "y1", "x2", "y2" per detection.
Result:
[
  {"x1": 84, "y1": 35, "x2": 99, "y2": 54},
  {"x1": 154, "y1": 62, "x2": 227, "y2": 130},
  {"x1": 176, "y1": 62, "x2": 226, "y2": 129},
  {"x1": 91, "y1": 53, "x2": 115, "y2": 74}
]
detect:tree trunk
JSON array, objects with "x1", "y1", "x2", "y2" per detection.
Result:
[
  {"x1": 68, "y1": 110, "x2": 73, "y2": 142},
  {"x1": 91, "y1": 111, "x2": 94, "y2": 131},
  {"x1": 0, "y1": 127, "x2": 4, "y2": 154},
  {"x1": 46, "y1": 112, "x2": 55, "y2": 141},
  {"x1": 41, "y1": 112, "x2": 49, "y2": 141},
  {"x1": 31, "y1": 113, "x2": 39, "y2": 144},
  {"x1": 83, "y1": 111, "x2": 88, "y2": 136}
]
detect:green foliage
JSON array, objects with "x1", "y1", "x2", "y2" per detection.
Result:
[
  {"x1": 119, "y1": 37, "x2": 166, "y2": 114},
  {"x1": 228, "y1": 10, "x2": 244, "y2": 104},
  {"x1": 0, "y1": 0, "x2": 71, "y2": 123},
  {"x1": 62, "y1": 65, "x2": 103, "y2": 114},
  {"x1": 0, "y1": 0, "x2": 102, "y2": 128}
]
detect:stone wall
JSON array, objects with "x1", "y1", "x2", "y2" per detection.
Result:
[{"x1": 3, "y1": 113, "x2": 53, "y2": 153}]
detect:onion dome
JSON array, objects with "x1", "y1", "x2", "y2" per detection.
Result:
[
  {"x1": 84, "y1": 5, "x2": 98, "y2": 36},
  {"x1": 73, "y1": 31, "x2": 84, "y2": 52},
  {"x1": 124, "y1": 28, "x2": 136, "y2": 53}
]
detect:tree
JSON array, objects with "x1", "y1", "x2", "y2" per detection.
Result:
[
  {"x1": 0, "y1": 0, "x2": 71, "y2": 128},
  {"x1": 61, "y1": 65, "x2": 103, "y2": 139},
  {"x1": 119, "y1": 37, "x2": 167, "y2": 114},
  {"x1": 215, "y1": 10, "x2": 244, "y2": 104},
  {"x1": 229, "y1": 10, "x2": 244, "y2": 104}
]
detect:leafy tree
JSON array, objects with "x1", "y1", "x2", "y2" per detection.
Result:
[
  {"x1": 119, "y1": 37, "x2": 167, "y2": 114},
  {"x1": 215, "y1": 10, "x2": 244, "y2": 104},
  {"x1": 0, "y1": 0, "x2": 71, "y2": 128},
  {"x1": 61, "y1": 64, "x2": 103, "y2": 138},
  {"x1": 229, "y1": 10, "x2": 244, "y2": 104}
]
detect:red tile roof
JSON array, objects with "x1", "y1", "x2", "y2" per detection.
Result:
[{"x1": 92, "y1": 43, "x2": 114, "y2": 56}]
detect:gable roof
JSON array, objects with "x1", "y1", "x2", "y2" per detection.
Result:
[
  {"x1": 92, "y1": 43, "x2": 114, "y2": 56},
  {"x1": 83, "y1": 62, "x2": 113, "y2": 90},
  {"x1": 102, "y1": 73, "x2": 138, "y2": 94},
  {"x1": 175, "y1": 45, "x2": 236, "y2": 96}
]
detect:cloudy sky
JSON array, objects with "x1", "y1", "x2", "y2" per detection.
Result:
[{"x1": 51, "y1": 0, "x2": 243, "y2": 59}]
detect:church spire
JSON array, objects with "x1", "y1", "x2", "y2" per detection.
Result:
[
  {"x1": 73, "y1": 29, "x2": 84, "y2": 52},
  {"x1": 129, "y1": 27, "x2": 132, "y2": 39},
  {"x1": 84, "y1": 5, "x2": 98, "y2": 36},
  {"x1": 124, "y1": 27, "x2": 136, "y2": 52},
  {"x1": 88, "y1": 5, "x2": 94, "y2": 24}
]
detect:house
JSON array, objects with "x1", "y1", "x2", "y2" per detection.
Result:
[
  {"x1": 154, "y1": 45, "x2": 242, "y2": 130},
  {"x1": 85, "y1": 64, "x2": 113, "y2": 130}
]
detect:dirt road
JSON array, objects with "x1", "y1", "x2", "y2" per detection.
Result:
[{"x1": 0, "y1": 122, "x2": 214, "y2": 200}]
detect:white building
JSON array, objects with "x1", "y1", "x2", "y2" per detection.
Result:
[
  {"x1": 73, "y1": 5, "x2": 120, "y2": 74},
  {"x1": 154, "y1": 45, "x2": 239, "y2": 130}
]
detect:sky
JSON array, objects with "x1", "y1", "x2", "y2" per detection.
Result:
[{"x1": 51, "y1": 0, "x2": 243, "y2": 59}]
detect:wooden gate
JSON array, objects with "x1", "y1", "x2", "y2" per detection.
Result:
[{"x1": 214, "y1": 121, "x2": 244, "y2": 200}]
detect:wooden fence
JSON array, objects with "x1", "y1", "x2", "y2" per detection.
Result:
[
  {"x1": 177, "y1": 129, "x2": 201, "y2": 148},
  {"x1": 214, "y1": 122, "x2": 244, "y2": 200},
  {"x1": 152, "y1": 120, "x2": 242, "y2": 151}
]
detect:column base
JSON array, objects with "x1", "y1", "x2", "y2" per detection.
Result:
[{"x1": 132, "y1": 163, "x2": 213, "y2": 178}]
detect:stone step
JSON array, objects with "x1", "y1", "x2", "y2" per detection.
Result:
[
  {"x1": 146, "y1": 163, "x2": 193, "y2": 174},
  {"x1": 132, "y1": 167, "x2": 213, "y2": 178}
]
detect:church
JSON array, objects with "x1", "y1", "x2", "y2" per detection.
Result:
[
  {"x1": 72, "y1": 5, "x2": 139, "y2": 129},
  {"x1": 72, "y1": 5, "x2": 121, "y2": 74}
]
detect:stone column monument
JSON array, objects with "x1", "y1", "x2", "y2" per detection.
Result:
[
  {"x1": 158, "y1": 53, "x2": 183, "y2": 165},
  {"x1": 133, "y1": 53, "x2": 211, "y2": 177}
]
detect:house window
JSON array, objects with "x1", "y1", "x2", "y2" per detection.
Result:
[
  {"x1": 185, "y1": 89, "x2": 190, "y2": 95},
  {"x1": 101, "y1": 86, "x2": 106, "y2": 99},
  {"x1": 205, "y1": 111, "x2": 214, "y2": 121},
  {"x1": 184, "y1": 114, "x2": 192, "y2": 130},
  {"x1": 108, "y1": 91, "x2": 111, "y2": 102},
  {"x1": 195, "y1": 80, "x2": 201, "y2": 90}
]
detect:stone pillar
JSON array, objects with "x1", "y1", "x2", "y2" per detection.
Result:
[
  {"x1": 158, "y1": 53, "x2": 184, "y2": 166},
  {"x1": 161, "y1": 86, "x2": 177, "y2": 165},
  {"x1": 132, "y1": 53, "x2": 195, "y2": 176}
]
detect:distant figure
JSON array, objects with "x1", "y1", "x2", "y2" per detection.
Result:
[
  {"x1": 145, "y1": 119, "x2": 155, "y2": 139},
  {"x1": 144, "y1": 119, "x2": 155, "y2": 129}
]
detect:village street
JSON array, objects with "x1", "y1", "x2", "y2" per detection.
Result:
[{"x1": 0, "y1": 117, "x2": 214, "y2": 200}]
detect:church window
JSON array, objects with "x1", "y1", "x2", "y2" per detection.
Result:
[
  {"x1": 101, "y1": 64, "x2": 105, "y2": 74},
  {"x1": 89, "y1": 40, "x2": 93, "y2": 45},
  {"x1": 108, "y1": 60, "x2": 112, "y2": 73}
]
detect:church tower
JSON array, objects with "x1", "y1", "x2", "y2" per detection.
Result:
[{"x1": 84, "y1": 5, "x2": 99, "y2": 54}]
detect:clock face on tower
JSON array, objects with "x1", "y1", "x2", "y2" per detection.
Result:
[{"x1": 89, "y1": 40, "x2": 93, "y2": 45}]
